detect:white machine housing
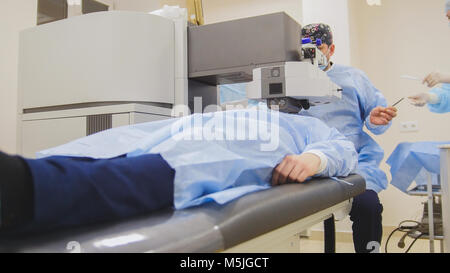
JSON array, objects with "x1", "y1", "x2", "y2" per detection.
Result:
[
  {"x1": 248, "y1": 62, "x2": 342, "y2": 105},
  {"x1": 20, "y1": 12, "x2": 182, "y2": 109},
  {"x1": 18, "y1": 11, "x2": 190, "y2": 158}
]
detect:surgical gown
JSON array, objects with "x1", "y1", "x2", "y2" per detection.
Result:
[
  {"x1": 38, "y1": 109, "x2": 358, "y2": 209},
  {"x1": 299, "y1": 64, "x2": 391, "y2": 193},
  {"x1": 428, "y1": 83, "x2": 450, "y2": 113},
  {"x1": 387, "y1": 142, "x2": 450, "y2": 192}
]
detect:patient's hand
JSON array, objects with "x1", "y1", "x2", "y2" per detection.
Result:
[{"x1": 271, "y1": 153, "x2": 321, "y2": 186}]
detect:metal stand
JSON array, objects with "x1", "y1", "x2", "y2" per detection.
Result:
[
  {"x1": 407, "y1": 173, "x2": 444, "y2": 253},
  {"x1": 427, "y1": 172, "x2": 435, "y2": 253},
  {"x1": 324, "y1": 216, "x2": 336, "y2": 253},
  {"x1": 440, "y1": 146, "x2": 450, "y2": 253}
]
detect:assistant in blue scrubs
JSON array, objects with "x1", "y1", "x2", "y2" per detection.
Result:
[{"x1": 408, "y1": 2, "x2": 450, "y2": 113}]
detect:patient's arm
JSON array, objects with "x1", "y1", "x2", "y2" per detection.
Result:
[{"x1": 272, "y1": 117, "x2": 358, "y2": 186}]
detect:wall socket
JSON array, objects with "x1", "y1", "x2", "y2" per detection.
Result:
[{"x1": 400, "y1": 121, "x2": 419, "y2": 132}]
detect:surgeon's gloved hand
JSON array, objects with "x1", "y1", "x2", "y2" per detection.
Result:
[
  {"x1": 423, "y1": 72, "x2": 450, "y2": 88},
  {"x1": 271, "y1": 153, "x2": 322, "y2": 186},
  {"x1": 408, "y1": 92, "x2": 440, "y2": 107},
  {"x1": 369, "y1": 106, "x2": 398, "y2": 126}
]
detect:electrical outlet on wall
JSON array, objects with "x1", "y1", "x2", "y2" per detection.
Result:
[{"x1": 400, "y1": 121, "x2": 419, "y2": 133}]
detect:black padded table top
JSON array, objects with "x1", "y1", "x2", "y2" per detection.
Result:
[{"x1": 0, "y1": 175, "x2": 365, "y2": 253}]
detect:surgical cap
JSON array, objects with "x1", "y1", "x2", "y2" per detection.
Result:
[
  {"x1": 447, "y1": 0, "x2": 450, "y2": 12},
  {"x1": 302, "y1": 23, "x2": 333, "y2": 46}
]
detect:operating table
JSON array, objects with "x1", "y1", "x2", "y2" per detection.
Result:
[{"x1": 0, "y1": 175, "x2": 365, "y2": 253}]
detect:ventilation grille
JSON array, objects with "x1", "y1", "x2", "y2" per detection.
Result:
[{"x1": 86, "y1": 114, "x2": 112, "y2": 136}]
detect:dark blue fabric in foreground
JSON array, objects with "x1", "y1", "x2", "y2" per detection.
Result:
[{"x1": 24, "y1": 154, "x2": 174, "y2": 231}]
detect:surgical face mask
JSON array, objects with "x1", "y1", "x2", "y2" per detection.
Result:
[
  {"x1": 319, "y1": 60, "x2": 328, "y2": 71},
  {"x1": 319, "y1": 48, "x2": 331, "y2": 71}
]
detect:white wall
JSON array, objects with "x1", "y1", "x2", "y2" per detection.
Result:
[
  {"x1": 0, "y1": 0, "x2": 37, "y2": 153},
  {"x1": 117, "y1": 0, "x2": 304, "y2": 24},
  {"x1": 112, "y1": 0, "x2": 160, "y2": 12},
  {"x1": 302, "y1": 0, "x2": 351, "y2": 66},
  {"x1": 200, "y1": 0, "x2": 302, "y2": 25}
]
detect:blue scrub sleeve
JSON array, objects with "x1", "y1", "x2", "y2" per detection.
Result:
[
  {"x1": 353, "y1": 70, "x2": 391, "y2": 135},
  {"x1": 428, "y1": 84, "x2": 450, "y2": 113},
  {"x1": 303, "y1": 119, "x2": 358, "y2": 178}
]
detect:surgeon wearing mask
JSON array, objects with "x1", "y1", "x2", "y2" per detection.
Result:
[
  {"x1": 299, "y1": 24, "x2": 398, "y2": 253},
  {"x1": 408, "y1": 0, "x2": 450, "y2": 113}
]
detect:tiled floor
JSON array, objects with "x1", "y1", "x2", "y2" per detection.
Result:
[{"x1": 299, "y1": 230, "x2": 444, "y2": 253}]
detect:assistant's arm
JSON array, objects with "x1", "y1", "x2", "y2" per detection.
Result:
[{"x1": 427, "y1": 84, "x2": 450, "y2": 113}]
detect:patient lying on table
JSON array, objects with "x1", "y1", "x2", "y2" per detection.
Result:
[{"x1": 0, "y1": 108, "x2": 357, "y2": 233}]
